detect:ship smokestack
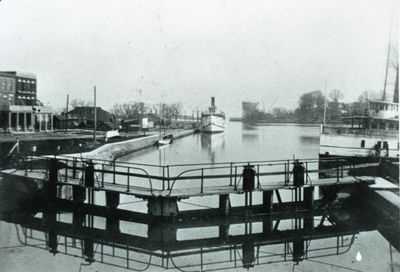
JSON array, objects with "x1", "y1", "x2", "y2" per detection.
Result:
[{"x1": 211, "y1": 97, "x2": 215, "y2": 107}]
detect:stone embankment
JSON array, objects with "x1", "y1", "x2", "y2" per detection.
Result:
[{"x1": 72, "y1": 129, "x2": 198, "y2": 161}]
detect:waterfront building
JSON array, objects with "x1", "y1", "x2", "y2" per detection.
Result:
[
  {"x1": 0, "y1": 71, "x2": 54, "y2": 133},
  {"x1": 66, "y1": 106, "x2": 117, "y2": 131},
  {"x1": 242, "y1": 101, "x2": 259, "y2": 120}
]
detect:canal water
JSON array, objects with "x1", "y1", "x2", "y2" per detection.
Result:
[
  {"x1": 0, "y1": 122, "x2": 399, "y2": 271},
  {"x1": 121, "y1": 122, "x2": 321, "y2": 165}
]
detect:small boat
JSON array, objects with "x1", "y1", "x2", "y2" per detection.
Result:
[
  {"x1": 200, "y1": 97, "x2": 226, "y2": 133},
  {"x1": 105, "y1": 130, "x2": 120, "y2": 142},
  {"x1": 156, "y1": 103, "x2": 173, "y2": 146},
  {"x1": 157, "y1": 133, "x2": 173, "y2": 146}
]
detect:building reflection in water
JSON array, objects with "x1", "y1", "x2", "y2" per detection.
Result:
[
  {"x1": 1, "y1": 203, "x2": 398, "y2": 272},
  {"x1": 201, "y1": 133, "x2": 225, "y2": 163},
  {"x1": 299, "y1": 136, "x2": 320, "y2": 145}
]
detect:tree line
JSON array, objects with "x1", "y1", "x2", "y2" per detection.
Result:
[
  {"x1": 68, "y1": 99, "x2": 184, "y2": 121},
  {"x1": 243, "y1": 89, "x2": 382, "y2": 124}
]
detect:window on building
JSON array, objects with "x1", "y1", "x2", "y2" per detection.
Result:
[{"x1": 361, "y1": 140, "x2": 365, "y2": 148}]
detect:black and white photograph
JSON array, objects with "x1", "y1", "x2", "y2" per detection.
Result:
[{"x1": 0, "y1": 0, "x2": 398, "y2": 271}]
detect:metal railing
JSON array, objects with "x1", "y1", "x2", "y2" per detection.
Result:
[
  {"x1": 322, "y1": 126, "x2": 399, "y2": 137},
  {"x1": 4, "y1": 154, "x2": 374, "y2": 197}
]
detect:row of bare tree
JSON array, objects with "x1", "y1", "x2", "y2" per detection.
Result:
[
  {"x1": 68, "y1": 99, "x2": 184, "y2": 121},
  {"x1": 110, "y1": 102, "x2": 183, "y2": 120}
]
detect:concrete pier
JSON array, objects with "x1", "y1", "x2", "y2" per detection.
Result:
[
  {"x1": 106, "y1": 217, "x2": 120, "y2": 233},
  {"x1": 219, "y1": 194, "x2": 230, "y2": 216},
  {"x1": 148, "y1": 222, "x2": 177, "y2": 245},
  {"x1": 303, "y1": 187, "x2": 314, "y2": 209},
  {"x1": 147, "y1": 197, "x2": 178, "y2": 217},
  {"x1": 106, "y1": 191, "x2": 120, "y2": 209},
  {"x1": 262, "y1": 191, "x2": 273, "y2": 212},
  {"x1": 262, "y1": 216, "x2": 273, "y2": 235}
]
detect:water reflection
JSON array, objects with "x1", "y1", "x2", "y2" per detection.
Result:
[
  {"x1": 242, "y1": 123, "x2": 257, "y2": 130},
  {"x1": 1, "y1": 203, "x2": 398, "y2": 272},
  {"x1": 299, "y1": 135, "x2": 320, "y2": 145},
  {"x1": 200, "y1": 133, "x2": 225, "y2": 163},
  {"x1": 241, "y1": 133, "x2": 259, "y2": 142}
]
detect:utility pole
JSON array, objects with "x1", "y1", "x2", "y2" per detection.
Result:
[
  {"x1": 93, "y1": 86, "x2": 97, "y2": 142},
  {"x1": 65, "y1": 94, "x2": 69, "y2": 133}
]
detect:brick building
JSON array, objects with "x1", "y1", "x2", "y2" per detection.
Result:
[{"x1": 0, "y1": 71, "x2": 54, "y2": 132}]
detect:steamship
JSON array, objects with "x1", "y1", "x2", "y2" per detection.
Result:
[
  {"x1": 319, "y1": 56, "x2": 399, "y2": 163},
  {"x1": 200, "y1": 97, "x2": 226, "y2": 133}
]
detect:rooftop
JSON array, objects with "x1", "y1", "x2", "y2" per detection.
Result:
[{"x1": 0, "y1": 71, "x2": 37, "y2": 79}]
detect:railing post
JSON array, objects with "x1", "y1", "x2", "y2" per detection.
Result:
[
  {"x1": 127, "y1": 167, "x2": 130, "y2": 192},
  {"x1": 72, "y1": 158, "x2": 77, "y2": 178},
  {"x1": 162, "y1": 166, "x2": 165, "y2": 190},
  {"x1": 24, "y1": 158, "x2": 28, "y2": 176},
  {"x1": 286, "y1": 160, "x2": 290, "y2": 184},
  {"x1": 113, "y1": 161, "x2": 116, "y2": 184},
  {"x1": 305, "y1": 162, "x2": 308, "y2": 184},
  {"x1": 201, "y1": 168, "x2": 204, "y2": 194},
  {"x1": 101, "y1": 164, "x2": 105, "y2": 187},
  {"x1": 167, "y1": 166, "x2": 170, "y2": 190},
  {"x1": 230, "y1": 163, "x2": 233, "y2": 186},
  {"x1": 234, "y1": 166, "x2": 238, "y2": 190},
  {"x1": 65, "y1": 160, "x2": 68, "y2": 183}
]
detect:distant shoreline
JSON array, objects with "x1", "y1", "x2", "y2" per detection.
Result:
[
  {"x1": 229, "y1": 119, "x2": 321, "y2": 127},
  {"x1": 254, "y1": 122, "x2": 321, "y2": 127}
]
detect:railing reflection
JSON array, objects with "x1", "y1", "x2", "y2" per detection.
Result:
[{"x1": 2, "y1": 207, "x2": 375, "y2": 272}]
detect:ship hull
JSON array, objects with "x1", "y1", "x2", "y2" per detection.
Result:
[{"x1": 200, "y1": 115, "x2": 226, "y2": 133}]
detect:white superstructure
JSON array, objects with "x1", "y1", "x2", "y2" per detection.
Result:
[
  {"x1": 320, "y1": 32, "x2": 399, "y2": 161},
  {"x1": 200, "y1": 97, "x2": 226, "y2": 133},
  {"x1": 320, "y1": 100, "x2": 399, "y2": 160}
]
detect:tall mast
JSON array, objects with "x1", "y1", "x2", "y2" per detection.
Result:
[
  {"x1": 394, "y1": 65, "x2": 399, "y2": 103},
  {"x1": 382, "y1": 13, "x2": 394, "y2": 101}
]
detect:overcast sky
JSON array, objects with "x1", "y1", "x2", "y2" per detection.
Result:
[{"x1": 0, "y1": 0, "x2": 397, "y2": 116}]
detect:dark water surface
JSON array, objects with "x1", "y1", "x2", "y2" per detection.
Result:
[{"x1": 0, "y1": 123, "x2": 398, "y2": 271}]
